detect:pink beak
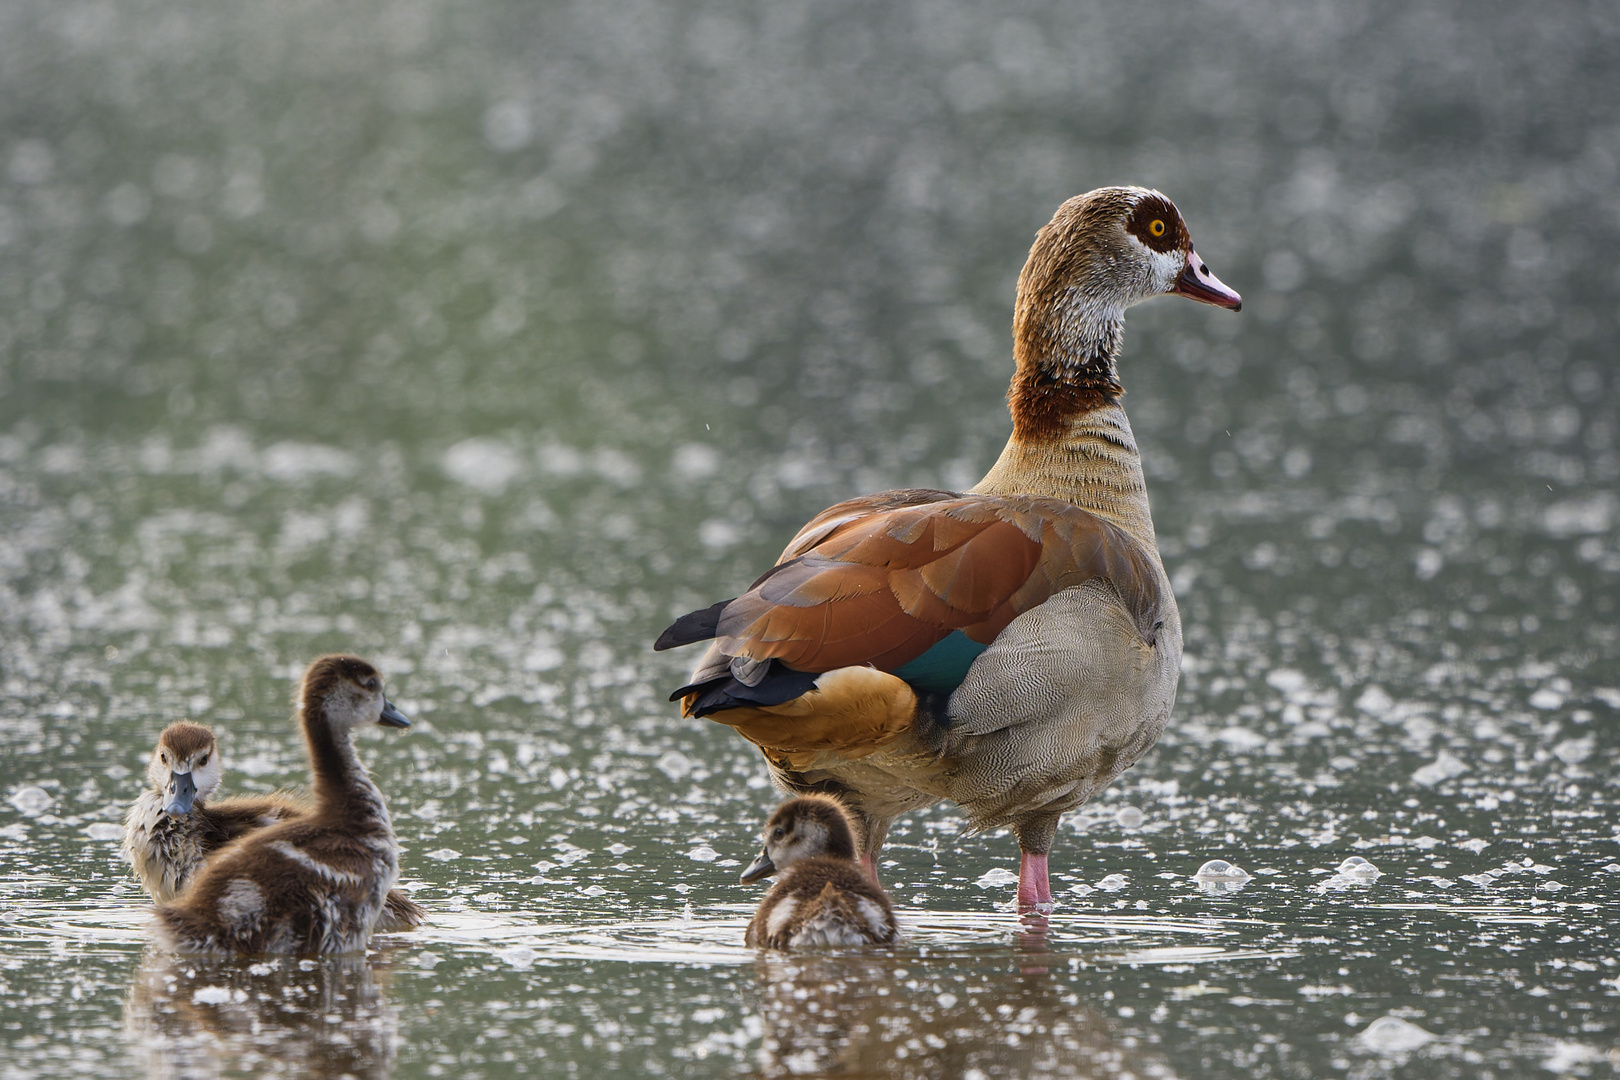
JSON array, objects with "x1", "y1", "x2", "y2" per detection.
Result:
[{"x1": 1172, "y1": 247, "x2": 1242, "y2": 311}]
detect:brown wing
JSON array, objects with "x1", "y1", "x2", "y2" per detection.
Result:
[{"x1": 711, "y1": 491, "x2": 1165, "y2": 675}]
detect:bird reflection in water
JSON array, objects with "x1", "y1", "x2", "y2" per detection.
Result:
[
  {"x1": 123, "y1": 945, "x2": 400, "y2": 1079},
  {"x1": 750, "y1": 938, "x2": 1177, "y2": 1079}
]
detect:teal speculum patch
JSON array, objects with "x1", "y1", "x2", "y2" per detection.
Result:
[{"x1": 889, "y1": 631, "x2": 989, "y2": 696}]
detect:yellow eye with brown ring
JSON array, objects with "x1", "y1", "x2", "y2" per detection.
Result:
[{"x1": 1149, "y1": 219, "x2": 1166, "y2": 238}]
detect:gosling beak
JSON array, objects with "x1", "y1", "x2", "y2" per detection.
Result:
[
  {"x1": 1171, "y1": 246, "x2": 1242, "y2": 311},
  {"x1": 164, "y1": 771, "x2": 198, "y2": 816},
  {"x1": 739, "y1": 848, "x2": 777, "y2": 884},
  {"x1": 378, "y1": 699, "x2": 411, "y2": 729}
]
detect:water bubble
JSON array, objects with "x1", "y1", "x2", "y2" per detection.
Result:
[
  {"x1": 483, "y1": 101, "x2": 533, "y2": 152},
  {"x1": 1411, "y1": 751, "x2": 1467, "y2": 786},
  {"x1": 1114, "y1": 806, "x2": 1144, "y2": 829},
  {"x1": 1552, "y1": 737, "x2": 1594, "y2": 765},
  {"x1": 1357, "y1": 1015, "x2": 1434, "y2": 1054},
  {"x1": 1094, "y1": 873, "x2": 1128, "y2": 892},
  {"x1": 974, "y1": 867, "x2": 1018, "y2": 889},
  {"x1": 443, "y1": 438, "x2": 523, "y2": 495},
  {"x1": 655, "y1": 751, "x2": 694, "y2": 781},
  {"x1": 1355, "y1": 685, "x2": 1394, "y2": 716},
  {"x1": 83, "y1": 823, "x2": 123, "y2": 841},
  {"x1": 498, "y1": 946, "x2": 537, "y2": 970},
  {"x1": 423, "y1": 848, "x2": 462, "y2": 861},
  {"x1": 1193, "y1": 859, "x2": 1252, "y2": 894},
  {"x1": 1317, "y1": 856, "x2": 1382, "y2": 891},
  {"x1": 672, "y1": 443, "x2": 720, "y2": 481},
  {"x1": 1528, "y1": 686, "x2": 1565, "y2": 710},
  {"x1": 6, "y1": 787, "x2": 54, "y2": 816},
  {"x1": 1336, "y1": 857, "x2": 1380, "y2": 879},
  {"x1": 686, "y1": 845, "x2": 719, "y2": 863}
]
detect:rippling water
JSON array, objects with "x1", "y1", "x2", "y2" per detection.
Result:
[{"x1": 2, "y1": 0, "x2": 1617, "y2": 1076}]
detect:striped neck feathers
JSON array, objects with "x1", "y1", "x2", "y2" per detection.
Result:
[
  {"x1": 972, "y1": 402, "x2": 1157, "y2": 548},
  {"x1": 1009, "y1": 289, "x2": 1126, "y2": 440}
]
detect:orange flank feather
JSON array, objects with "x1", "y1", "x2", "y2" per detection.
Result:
[
  {"x1": 686, "y1": 666, "x2": 919, "y2": 770},
  {"x1": 700, "y1": 489, "x2": 1165, "y2": 681}
]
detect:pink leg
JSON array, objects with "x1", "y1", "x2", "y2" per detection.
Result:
[
  {"x1": 1016, "y1": 851, "x2": 1052, "y2": 912},
  {"x1": 860, "y1": 850, "x2": 882, "y2": 886}
]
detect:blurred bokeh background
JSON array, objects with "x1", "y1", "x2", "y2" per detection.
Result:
[{"x1": 1, "y1": 1, "x2": 1617, "y2": 1077}]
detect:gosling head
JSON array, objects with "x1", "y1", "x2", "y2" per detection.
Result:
[
  {"x1": 148, "y1": 722, "x2": 224, "y2": 816},
  {"x1": 740, "y1": 795, "x2": 860, "y2": 884},
  {"x1": 299, "y1": 655, "x2": 410, "y2": 734}
]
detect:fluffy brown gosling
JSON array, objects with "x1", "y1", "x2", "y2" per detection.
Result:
[
  {"x1": 153, "y1": 655, "x2": 412, "y2": 955},
  {"x1": 123, "y1": 720, "x2": 425, "y2": 932},
  {"x1": 742, "y1": 795, "x2": 900, "y2": 949}
]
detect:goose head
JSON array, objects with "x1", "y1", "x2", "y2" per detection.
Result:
[
  {"x1": 1023, "y1": 186, "x2": 1241, "y2": 313},
  {"x1": 300, "y1": 654, "x2": 410, "y2": 734},
  {"x1": 148, "y1": 722, "x2": 225, "y2": 816},
  {"x1": 1001, "y1": 185, "x2": 1241, "y2": 426},
  {"x1": 740, "y1": 795, "x2": 860, "y2": 884},
  {"x1": 1013, "y1": 187, "x2": 1239, "y2": 376}
]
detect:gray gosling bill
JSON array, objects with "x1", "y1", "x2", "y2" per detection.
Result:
[
  {"x1": 742, "y1": 795, "x2": 900, "y2": 950},
  {"x1": 123, "y1": 720, "x2": 425, "y2": 932},
  {"x1": 153, "y1": 655, "x2": 411, "y2": 955}
]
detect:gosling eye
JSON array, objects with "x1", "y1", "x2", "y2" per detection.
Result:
[
  {"x1": 159, "y1": 752, "x2": 167, "y2": 764},
  {"x1": 1148, "y1": 219, "x2": 1166, "y2": 238},
  {"x1": 771, "y1": 827, "x2": 785, "y2": 841},
  {"x1": 198, "y1": 754, "x2": 209, "y2": 767},
  {"x1": 364, "y1": 677, "x2": 380, "y2": 692}
]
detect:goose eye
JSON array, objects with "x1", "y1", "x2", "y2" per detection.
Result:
[
  {"x1": 199, "y1": 754, "x2": 209, "y2": 767},
  {"x1": 771, "y1": 827, "x2": 785, "y2": 840},
  {"x1": 159, "y1": 752, "x2": 167, "y2": 764},
  {"x1": 1149, "y1": 219, "x2": 1166, "y2": 238},
  {"x1": 365, "y1": 678, "x2": 379, "y2": 692}
]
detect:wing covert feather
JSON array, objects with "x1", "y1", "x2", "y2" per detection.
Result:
[{"x1": 711, "y1": 492, "x2": 1164, "y2": 676}]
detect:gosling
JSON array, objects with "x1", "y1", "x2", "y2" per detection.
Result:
[
  {"x1": 742, "y1": 795, "x2": 900, "y2": 949},
  {"x1": 153, "y1": 655, "x2": 411, "y2": 955},
  {"x1": 124, "y1": 720, "x2": 424, "y2": 931}
]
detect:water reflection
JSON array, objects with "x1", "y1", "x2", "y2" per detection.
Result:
[
  {"x1": 752, "y1": 950, "x2": 1176, "y2": 1080},
  {"x1": 124, "y1": 946, "x2": 398, "y2": 1080}
]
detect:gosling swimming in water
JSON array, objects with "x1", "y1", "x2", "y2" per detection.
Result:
[
  {"x1": 154, "y1": 655, "x2": 411, "y2": 955},
  {"x1": 123, "y1": 720, "x2": 424, "y2": 931},
  {"x1": 742, "y1": 795, "x2": 900, "y2": 949}
]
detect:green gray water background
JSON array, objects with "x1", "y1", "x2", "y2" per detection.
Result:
[{"x1": 2, "y1": 1, "x2": 1618, "y2": 1076}]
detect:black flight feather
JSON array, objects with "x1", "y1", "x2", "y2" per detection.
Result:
[{"x1": 654, "y1": 599, "x2": 733, "y2": 651}]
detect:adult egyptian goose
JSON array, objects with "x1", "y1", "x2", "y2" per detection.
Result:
[
  {"x1": 657, "y1": 187, "x2": 1240, "y2": 910},
  {"x1": 742, "y1": 795, "x2": 900, "y2": 949},
  {"x1": 123, "y1": 721, "x2": 425, "y2": 932},
  {"x1": 153, "y1": 655, "x2": 412, "y2": 954}
]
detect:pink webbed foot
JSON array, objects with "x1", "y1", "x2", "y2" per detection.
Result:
[{"x1": 1016, "y1": 851, "x2": 1053, "y2": 913}]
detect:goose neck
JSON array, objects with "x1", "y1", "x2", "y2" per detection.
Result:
[{"x1": 972, "y1": 402, "x2": 1158, "y2": 550}]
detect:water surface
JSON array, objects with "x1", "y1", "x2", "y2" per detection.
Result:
[{"x1": 2, "y1": 0, "x2": 1617, "y2": 1076}]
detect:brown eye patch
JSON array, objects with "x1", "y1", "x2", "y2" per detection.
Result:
[{"x1": 1126, "y1": 195, "x2": 1187, "y2": 254}]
